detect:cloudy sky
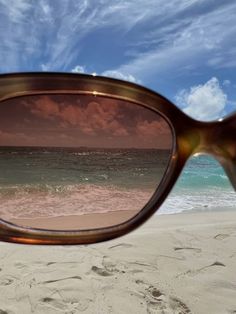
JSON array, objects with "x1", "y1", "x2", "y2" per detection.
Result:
[
  {"x1": 0, "y1": 95, "x2": 172, "y2": 148},
  {"x1": 0, "y1": 0, "x2": 235, "y2": 121}
]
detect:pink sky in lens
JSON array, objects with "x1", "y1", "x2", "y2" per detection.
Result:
[{"x1": 0, "y1": 95, "x2": 172, "y2": 149}]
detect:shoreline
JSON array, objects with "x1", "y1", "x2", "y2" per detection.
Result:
[
  {"x1": 8, "y1": 206, "x2": 236, "y2": 230},
  {"x1": 8, "y1": 206, "x2": 236, "y2": 231},
  {"x1": 10, "y1": 209, "x2": 139, "y2": 230}
]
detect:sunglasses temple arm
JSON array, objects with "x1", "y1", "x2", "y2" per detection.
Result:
[
  {"x1": 219, "y1": 160, "x2": 236, "y2": 191},
  {"x1": 215, "y1": 114, "x2": 236, "y2": 191}
]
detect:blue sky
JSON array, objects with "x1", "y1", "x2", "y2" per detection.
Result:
[{"x1": 0, "y1": 0, "x2": 235, "y2": 120}]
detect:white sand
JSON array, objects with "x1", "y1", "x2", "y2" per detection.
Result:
[{"x1": 0, "y1": 210, "x2": 236, "y2": 313}]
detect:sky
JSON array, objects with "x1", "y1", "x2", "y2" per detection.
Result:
[
  {"x1": 0, "y1": 94, "x2": 172, "y2": 148},
  {"x1": 0, "y1": 0, "x2": 235, "y2": 122}
]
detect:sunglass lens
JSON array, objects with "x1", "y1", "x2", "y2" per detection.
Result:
[{"x1": 0, "y1": 94, "x2": 173, "y2": 230}]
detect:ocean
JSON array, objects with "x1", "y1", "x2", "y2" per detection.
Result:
[
  {"x1": 159, "y1": 154, "x2": 235, "y2": 214},
  {"x1": 0, "y1": 146, "x2": 234, "y2": 224}
]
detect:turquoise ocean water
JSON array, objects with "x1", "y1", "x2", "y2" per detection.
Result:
[
  {"x1": 0, "y1": 147, "x2": 234, "y2": 221},
  {"x1": 159, "y1": 155, "x2": 235, "y2": 214}
]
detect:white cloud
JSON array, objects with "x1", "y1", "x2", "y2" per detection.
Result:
[
  {"x1": 70, "y1": 67, "x2": 138, "y2": 83},
  {"x1": 41, "y1": 63, "x2": 49, "y2": 71},
  {"x1": 71, "y1": 65, "x2": 86, "y2": 74},
  {"x1": 0, "y1": 0, "x2": 31, "y2": 22},
  {"x1": 175, "y1": 77, "x2": 227, "y2": 121},
  {"x1": 112, "y1": 2, "x2": 236, "y2": 80},
  {"x1": 0, "y1": 0, "x2": 235, "y2": 76},
  {"x1": 223, "y1": 80, "x2": 231, "y2": 86},
  {"x1": 101, "y1": 70, "x2": 137, "y2": 83},
  {"x1": 207, "y1": 47, "x2": 236, "y2": 69}
]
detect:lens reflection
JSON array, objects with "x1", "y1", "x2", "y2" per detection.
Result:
[{"x1": 0, "y1": 94, "x2": 173, "y2": 230}]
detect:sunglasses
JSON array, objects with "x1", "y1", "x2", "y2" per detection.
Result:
[{"x1": 0, "y1": 72, "x2": 235, "y2": 245}]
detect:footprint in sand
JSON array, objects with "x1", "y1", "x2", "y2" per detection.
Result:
[
  {"x1": 91, "y1": 255, "x2": 127, "y2": 277},
  {"x1": 108, "y1": 243, "x2": 134, "y2": 250},
  {"x1": 146, "y1": 292, "x2": 191, "y2": 313},
  {"x1": 214, "y1": 233, "x2": 230, "y2": 240},
  {"x1": 91, "y1": 265, "x2": 114, "y2": 277},
  {"x1": 41, "y1": 275, "x2": 82, "y2": 284},
  {"x1": 135, "y1": 281, "x2": 191, "y2": 313},
  {"x1": 14, "y1": 262, "x2": 27, "y2": 270},
  {"x1": 174, "y1": 247, "x2": 202, "y2": 253},
  {"x1": 176, "y1": 260, "x2": 226, "y2": 278},
  {"x1": 147, "y1": 288, "x2": 191, "y2": 313},
  {"x1": 169, "y1": 297, "x2": 191, "y2": 314},
  {"x1": 40, "y1": 297, "x2": 67, "y2": 311},
  {"x1": 91, "y1": 263, "x2": 126, "y2": 277},
  {"x1": 0, "y1": 310, "x2": 10, "y2": 314},
  {"x1": 0, "y1": 276, "x2": 15, "y2": 286},
  {"x1": 40, "y1": 295, "x2": 92, "y2": 312}
]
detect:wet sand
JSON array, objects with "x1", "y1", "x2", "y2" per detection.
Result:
[{"x1": 10, "y1": 210, "x2": 138, "y2": 230}]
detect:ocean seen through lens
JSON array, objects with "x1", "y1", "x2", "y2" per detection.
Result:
[
  {"x1": 0, "y1": 147, "x2": 234, "y2": 222},
  {"x1": 0, "y1": 146, "x2": 169, "y2": 221}
]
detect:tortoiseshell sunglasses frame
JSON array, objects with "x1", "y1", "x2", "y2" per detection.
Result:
[{"x1": 0, "y1": 72, "x2": 235, "y2": 245}]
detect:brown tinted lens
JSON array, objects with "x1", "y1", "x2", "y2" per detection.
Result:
[{"x1": 0, "y1": 94, "x2": 173, "y2": 230}]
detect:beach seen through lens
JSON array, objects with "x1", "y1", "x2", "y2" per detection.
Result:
[{"x1": 0, "y1": 94, "x2": 172, "y2": 229}]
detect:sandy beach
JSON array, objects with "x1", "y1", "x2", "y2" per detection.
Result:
[
  {"x1": 10, "y1": 209, "x2": 139, "y2": 230},
  {"x1": 0, "y1": 210, "x2": 236, "y2": 314}
]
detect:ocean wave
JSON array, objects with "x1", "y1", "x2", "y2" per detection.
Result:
[
  {"x1": 0, "y1": 184, "x2": 154, "y2": 220},
  {"x1": 0, "y1": 182, "x2": 235, "y2": 223},
  {"x1": 158, "y1": 187, "x2": 236, "y2": 215}
]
